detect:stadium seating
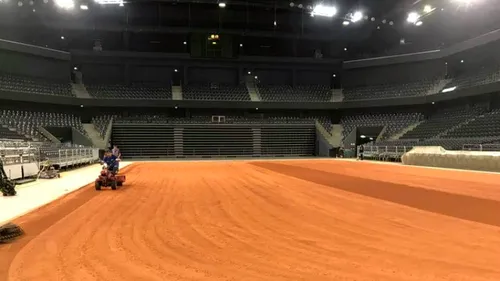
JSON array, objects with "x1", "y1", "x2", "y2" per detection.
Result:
[
  {"x1": 443, "y1": 108, "x2": 500, "y2": 139},
  {"x1": 92, "y1": 115, "x2": 115, "y2": 137},
  {"x1": 341, "y1": 112, "x2": 423, "y2": 141},
  {"x1": 0, "y1": 73, "x2": 72, "y2": 97},
  {"x1": 258, "y1": 84, "x2": 331, "y2": 102},
  {"x1": 183, "y1": 83, "x2": 250, "y2": 101},
  {"x1": 0, "y1": 110, "x2": 86, "y2": 141},
  {"x1": 0, "y1": 126, "x2": 28, "y2": 141},
  {"x1": 445, "y1": 66, "x2": 500, "y2": 90},
  {"x1": 86, "y1": 83, "x2": 172, "y2": 99},
  {"x1": 400, "y1": 105, "x2": 487, "y2": 140},
  {"x1": 343, "y1": 79, "x2": 439, "y2": 100}
]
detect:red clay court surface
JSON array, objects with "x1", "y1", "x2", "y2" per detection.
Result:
[{"x1": 1, "y1": 160, "x2": 500, "y2": 281}]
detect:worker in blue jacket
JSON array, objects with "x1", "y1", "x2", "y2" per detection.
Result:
[{"x1": 102, "y1": 150, "x2": 119, "y2": 174}]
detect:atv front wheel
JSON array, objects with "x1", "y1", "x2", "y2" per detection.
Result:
[
  {"x1": 95, "y1": 181, "x2": 102, "y2": 191},
  {"x1": 111, "y1": 181, "x2": 117, "y2": 190}
]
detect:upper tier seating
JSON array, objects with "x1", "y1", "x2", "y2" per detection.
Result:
[
  {"x1": 400, "y1": 105, "x2": 487, "y2": 140},
  {"x1": 0, "y1": 73, "x2": 72, "y2": 97},
  {"x1": 258, "y1": 85, "x2": 331, "y2": 102},
  {"x1": 87, "y1": 83, "x2": 172, "y2": 99},
  {"x1": 0, "y1": 110, "x2": 86, "y2": 141},
  {"x1": 341, "y1": 112, "x2": 423, "y2": 141},
  {"x1": 183, "y1": 83, "x2": 250, "y2": 101},
  {"x1": 445, "y1": 66, "x2": 500, "y2": 90},
  {"x1": 343, "y1": 79, "x2": 439, "y2": 100}
]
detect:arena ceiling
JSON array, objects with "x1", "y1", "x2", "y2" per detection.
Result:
[{"x1": 0, "y1": 0, "x2": 499, "y2": 58}]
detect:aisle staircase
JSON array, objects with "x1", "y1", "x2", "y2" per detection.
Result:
[
  {"x1": 246, "y1": 80, "x2": 261, "y2": 101},
  {"x1": 330, "y1": 89, "x2": 344, "y2": 102},
  {"x1": 83, "y1": 124, "x2": 107, "y2": 148},
  {"x1": 72, "y1": 83, "x2": 92, "y2": 98},
  {"x1": 389, "y1": 121, "x2": 423, "y2": 140},
  {"x1": 172, "y1": 85, "x2": 183, "y2": 100}
]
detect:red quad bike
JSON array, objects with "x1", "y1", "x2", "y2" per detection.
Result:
[{"x1": 95, "y1": 163, "x2": 126, "y2": 191}]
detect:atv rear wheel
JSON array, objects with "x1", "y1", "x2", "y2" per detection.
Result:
[
  {"x1": 111, "y1": 181, "x2": 117, "y2": 190},
  {"x1": 117, "y1": 182, "x2": 123, "y2": 187}
]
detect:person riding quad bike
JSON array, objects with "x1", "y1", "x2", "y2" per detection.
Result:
[{"x1": 101, "y1": 150, "x2": 119, "y2": 174}]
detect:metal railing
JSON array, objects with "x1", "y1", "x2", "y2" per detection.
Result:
[
  {"x1": 363, "y1": 146, "x2": 413, "y2": 155},
  {"x1": 462, "y1": 143, "x2": 500, "y2": 151},
  {"x1": 56, "y1": 148, "x2": 98, "y2": 167},
  {"x1": 1, "y1": 142, "x2": 99, "y2": 169}
]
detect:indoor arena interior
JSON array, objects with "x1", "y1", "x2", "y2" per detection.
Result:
[
  {"x1": 1, "y1": 159, "x2": 500, "y2": 280},
  {"x1": 2, "y1": 0, "x2": 500, "y2": 280}
]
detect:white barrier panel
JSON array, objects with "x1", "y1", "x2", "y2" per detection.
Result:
[
  {"x1": 4, "y1": 163, "x2": 39, "y2": 180},
  {"x1": 402, "y1": 146, "x2": 500, "y2": 172}
]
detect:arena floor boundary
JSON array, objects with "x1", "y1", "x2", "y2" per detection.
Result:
[{"x1": 1, "y1": 159, "x2": 500, "y2": 280}]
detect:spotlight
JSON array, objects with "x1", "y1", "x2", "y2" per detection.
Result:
[
  {"x1": 371, "y1": 17, "x2": 375, "y2": 21},
  {"x1": 119, "y1": 1, "x2": 123, "y2": 6},
  {"x1": 80, "y1": 4, "x2": 88, "y2": 10},
  {"x1": 73, "y1": 66, "x2": 78, "y2": 70},
  {"x1": 240, "y1": 43, "x2": 243, "y2": 47},
  {"x1": 333, "y1": 74, "x2": 336, "y2": 77},
  {"x1": 61, "y1": 36, "x2": 65, "y2": 40},
  {"x1": 351, "y1": 11, "x2": 363, "y2": 23},
  {"x1": 248, "y1": 71, "x2": 251, "y2": 75},
  {"x1": 344, "y1": 47, "x2": 348, "y2": 51},
  {"x1": 174, "y1": 69, "x2": 178, "y2": 72},
  {"x1": 407, "y1": 12, "x2": 420, "y2": 24},
  {"x1": 461, "y1": 59, "x2": 464, "y2": 63},
  {"x1": 423, "y1": 5, "x2": 433, "y2": 13},
  {"x1": 183, "y1": 41, "x2": 187, "y2": 45},
  {"x1": 54, "y1": 0, "x2": 75, "y2": 9},
  {"x1": 17, "y1": 1, "x2": 23, "y2": 6},
  {"x1": 343, "y1": 20, "x2": 350, "y2": 26},
  {"x1": 311, "y1": 4, "x2": 337, "y2": 17},
  {"x1": 415, "y1": 21, "x2": 423, "y2": 26},
  {"x1": 254, "y1": 76, "x2": 258, "y2": 79},
  {"x1": 218, "y1": 2, "x2": 226, "y2": 8},
  {"x1": 273, "y1": 21, "x2": 277, "y2": 26}
]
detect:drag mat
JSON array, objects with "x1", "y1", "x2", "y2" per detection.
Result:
[
  {"x1": 0, "y1": 164, "x2": 137, "y2": 281},
  {"x1": 1, "y1": 161, "x2": 500, "y2": 281},
  {"x1": 251, "y1": 161, "x2": 500, "y2": 227}
]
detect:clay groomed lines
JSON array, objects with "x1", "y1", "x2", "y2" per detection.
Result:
[
  {"x1": 251, "y1": 162, "x2": 500, "y2": 228},
  {"x1": 0, "y1": 164, "x2": 138, "y2": 281}
]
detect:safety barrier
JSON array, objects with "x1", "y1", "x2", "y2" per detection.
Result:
[
  {"x1": 362, "y1": 145, "x2": 413, "y2": 161},
  {"x1": 0, "y1": 142, "x2": 99, "y2": 180},
  {"x1": 462, "y1": 143, "x2": 500, "y2": 151},
  {"x1": 402, "y1": 146, "x2": 500, "y2": 172}
]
